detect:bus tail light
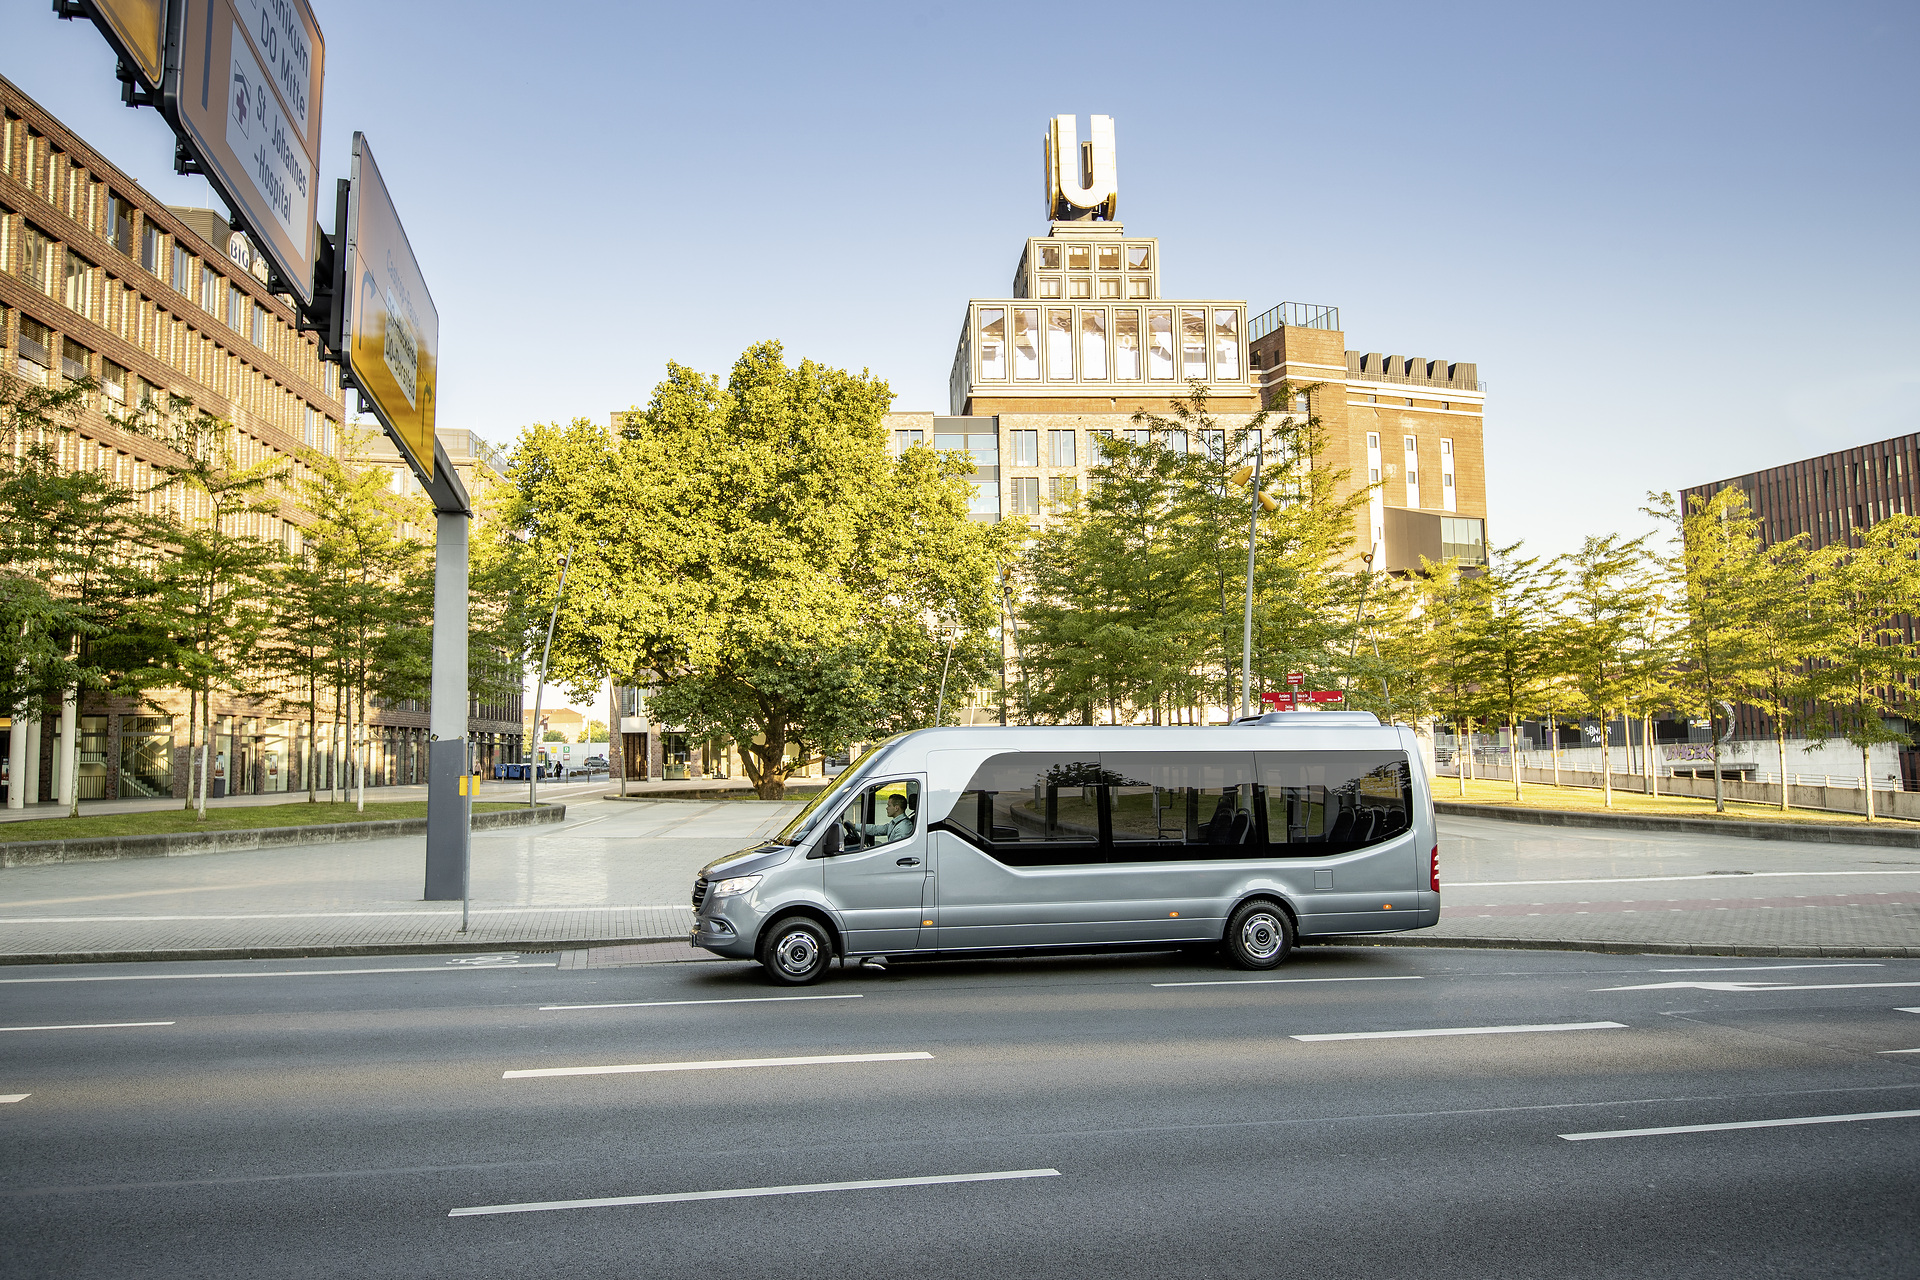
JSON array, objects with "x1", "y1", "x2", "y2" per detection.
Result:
[{"x1": 1430, "y1": 845, "x2": 1440, "y2": 892}]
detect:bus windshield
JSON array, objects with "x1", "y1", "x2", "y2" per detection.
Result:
[{"x1": 772, "y1": 738, "x2": 898, "y2": 844}]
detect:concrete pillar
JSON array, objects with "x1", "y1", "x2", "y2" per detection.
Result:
[
  {"x1": 24, "y1": 716, "x2": 41, "y2": 804},
  {"x1": 423, "y1": 510, "x2": 470, "y2": 901}
]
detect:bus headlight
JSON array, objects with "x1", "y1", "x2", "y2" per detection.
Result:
[{"x1": 710, "y1": 875, "x2": 762, "y2": 899}]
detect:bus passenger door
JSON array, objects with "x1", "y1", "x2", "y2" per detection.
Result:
[{"x1": 823, "y1": 777, "x2": 929, "y2": 955}]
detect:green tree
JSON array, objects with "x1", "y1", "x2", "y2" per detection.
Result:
[
  {"x1": 1402, "y1": 557, "x2": 1488, "y2": 795},
  {"x1": 1805, "y1": 516, "x2": 1920, "y2": 819},
  {"x1": 584, "y1": 719, "x2": 608, "y2": 743},
  {"x1": 1743, "y1": 531, "x2": 1821, "y2": 810},
  {"x1": 1557, "y1": 533, "x2": 1658, "y2": 807},
  {"x1": 515, "y1": 342, "x2": 1012, "y2": 798},
  {"x1": 1466, "y1": 543, "x2": 1559, "y2": 801},
  {"x1": 123, "y1": 399, "x2": 286, "y2": 817}
]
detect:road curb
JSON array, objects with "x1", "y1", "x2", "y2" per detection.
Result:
[
  {"x1": 1311, "y1": 933, "x2": 1920, "y2": 959},
  {"x1": 0, "y1": 803, "x2": 568, "y2": 868},
  {"x1": 1436, "y1": 800, "x2": 1920, "y2": 847},
  {"x1": 0, "y1": 931, "x2": 682, "y2": 967}
]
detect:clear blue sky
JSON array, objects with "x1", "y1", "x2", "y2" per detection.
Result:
[{"x1": 10, "y1": 0, "x2": 1919, "y2": 568}]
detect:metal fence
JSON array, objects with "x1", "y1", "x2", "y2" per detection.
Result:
[{"x1": 1249, "y1": 302, "x2": 1340, "y2": 340}]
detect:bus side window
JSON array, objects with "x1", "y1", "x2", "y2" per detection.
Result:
[{"x1": 1259, "y1": 753, "x2": 1412, "y2": 854}]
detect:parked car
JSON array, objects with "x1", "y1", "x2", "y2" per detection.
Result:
[{"x1": 583, "y1": 755, "x2": 608, "y2": 771}]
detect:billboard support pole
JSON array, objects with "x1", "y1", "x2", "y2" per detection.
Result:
[{"x1": 425, "y1": 508, "x2": 470, "y2": 902}]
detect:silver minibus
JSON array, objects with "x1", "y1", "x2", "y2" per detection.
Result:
[{"x1": 689, "y1": 711, "x2": 1440, "y2": 984}]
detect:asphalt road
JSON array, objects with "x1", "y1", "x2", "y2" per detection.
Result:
[{"x1": 4, "y1": 945, "x2": 1919, "y2": 1279}]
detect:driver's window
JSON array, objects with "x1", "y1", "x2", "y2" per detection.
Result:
[{"x1": 837, "y1": 780, "x2": 920, "y2": 851}]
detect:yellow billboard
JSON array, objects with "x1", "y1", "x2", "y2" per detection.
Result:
[
  {"x1": 342, "y1": 133, "x2": 437, "y2": 481},
  {"x1": 83, "y1": 0, "x2": 167, "y2": 87}
]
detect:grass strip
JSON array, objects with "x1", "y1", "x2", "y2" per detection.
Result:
[
  {"x1": 0, "y1": 801, "x2": 528, "y2": 844},
  {"x1": 1439, "y1": 777, "x2": 1919, "y2": 826}
]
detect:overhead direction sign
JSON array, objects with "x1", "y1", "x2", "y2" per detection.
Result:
[
  {"x1": 61, "y1": 0, "x2": 168, "y2": 89},
  {"x1": 339, "y1": 132, "x2": 441, "y2": 490},
  {"x1": 163, "y1": 0, "x2": 324, "y2": 305}
]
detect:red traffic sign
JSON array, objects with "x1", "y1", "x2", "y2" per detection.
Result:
[
  {"x1": 1261, "y1": 690, "x2": 1345, "y2": 709},
  {"x1": 1285, "y1": 672, "x2": 1304, "y2": 686},
  {"x1": 1303, "y1": 690, "x2": 1345, "y2": 703}
]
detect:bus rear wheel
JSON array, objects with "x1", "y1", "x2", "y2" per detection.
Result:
[{"x1": 1225, "y1": 900, "x2": 1293, "y2": 970}]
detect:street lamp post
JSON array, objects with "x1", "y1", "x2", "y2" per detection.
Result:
[
  {"x1": 934, "y1": 628, "x2": 957, "y2": 727},
  {"x1": 1231, "y1": 438, "x2": 1278, "y2": 720},
  {"x1": 528, "y1": 548, "x2": 573, "y2": 809}
]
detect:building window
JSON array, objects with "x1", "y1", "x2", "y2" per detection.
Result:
[
  {"x1": 1037, "y1": 244, "x2": 1060, "y2": 270},
  {"x1": 1080, "y1": 309, "x2": 1107, "y2": 379},
  {"x1": 16, "y1": 315, "x2": 51, "y2": 375},
  {"x1": 102, "y1": 358, "x2": 127, "y2": 403},
  {"x1": 1212, "y1": 309, "x2": 1239, "y2": 379},
  {"x1": 1293, "y1": 393, "x2": 1309, "y2": 413},
  {"x1": 1181, "y1": 309, "x2": 1207, "y2": 379},
  {"x1": 1069, "y1": 277, "x2": 1090, "y2": 299},
  {"x1": 1127, "y1": 278, "x2": 1150, "y2": 298},
  {"x1": 103, "y1": 193, "x2": 134, "y2": 256},
  {"x1": 252, "y1": 302, "x2": 267, "y2": 349},
  {"x1": 1067, "y1": 244, "x2": 1090, "y2": 271},
  {"x1": 18, "y1": 223, "x2": 54, "y2": 294},
  {"x1": 1038, "y1": 277, "x2": 1062, "y2": 298},
  {"x1": 1048, "y1": 475, "x2": 1077, "y2": 507},
  {"x1": 1370, "y1": 468, "x2": 1380, "y2": 484},
  {"x1": 1098, "y1": 278, "x2": 1120, "y2": 299},
  {"x1": 1088, "y1": 430, "x2": 1110, "y2": 465},
  {"x1": 1443, "y1": 473, "x2": 1454, "y2": 488},
  {"x1": 978, "y1": 307, "x2": 1006, "y2": 380},
  {"x1": 200, "y1": 264, "x2": 220, "y2": 314},
  {"x1": 228, "y1": 285, "x2": 247, "y2": 332},
  {"x1": 1114, "y1": 309, "x2": 1140, "y2": 379},
  {"x1": 1046, "y1": 308, "x2": 1073, "y2": 379},
  {"x1": 1367, "y1": 433, "x2": 1379, "y2": 449},
  {"x1": 1440, "y1": 401, "x2": 1450, "y2": 411},
  {"x1": 141, "y1": 224, "x2": 163, "y2": 275},
  {"x1": 60, "y1": 337, "x2": 91, "y2": 382},
  {"x1": 65, "y1": 251, "x2": 96, "y2": 317},
  {"x1": 171, "y1": 243, "x2": 192, "y2": 293},
  {"x1": 1405, "y1": 397, "x2": 1415, "y2": 407},
  {"x1": 1097, "y1": 244, "x2": 1121, "y2": 271},
  {"x1": 1404, "y1": 435, "x2": 1416, "y2": 452},
  {"x1": 1048, "y1": 429, "x2": 1077, "y2": 468},
  {"x1": 1013, "y1": 308, "x2": 1039, "y2": 380},
  {"x1": 1147, "y1": 309, "x2": 1174, "y2": 379},
  {"x1": 1365, "y1": 394, "x2": 1378, "y2": 403},
  {"x1": 1441, "y1": 517, "x2": 1486, "y2": 565},
  {"x1": 1441, "y1": 438, "x2": 1452, "y2": 455},
  {"x1": 892, "y1": 429, "x2": 923, "y2": 453},
  {"x1": 1010, "y1": 430, "x2": 1038, "y2": 468},
  {"x1": 1127, "y1": 244, "x2": 1150, "y2": 270},
  {"x1": 1011, "y1": 476, "x2": 1041, "y2": 516}
]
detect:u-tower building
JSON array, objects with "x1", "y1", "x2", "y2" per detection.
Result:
[{"x1": 887, "y1": 115, "x2": 1490, "y2": 573}]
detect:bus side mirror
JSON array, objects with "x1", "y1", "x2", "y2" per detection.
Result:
[{"x1": 812, "y1": 823, "x2": 842, "y2": 860}]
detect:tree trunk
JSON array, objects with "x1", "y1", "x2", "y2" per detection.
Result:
[
  {"x1": 1712, "y1": 712, "x2": 1724, "y2": 814},
  {"x1": 330, "y1": 679, "x2": 343, "y2": 804},
  {"x1": 1549, "y1": 714, "x2": 1560, "y2": 787},
  {"x1": 60, "y1": 684, "x2": 78, "y2": 818},
  {"x1": 183, "y1": 691, "x2": 198, "y2": 812},
  {"x1": 196, "y1": 688, "x2": 209, "y2": 820},
  {"x1": 1863, "y1": 742, "x2": 1875, "y2": 821},
  {"x1": 1509, "y1": 715, "x2": 1522, "y2": 801},
  {"x1": 1601, "y1": 715, "x2": 1613, "y2": 809},
  {"x1": 355, "y1": 681, "x2": 366, "y2": 813},
  {"x1": 1647, "y1": 713, "x2": 1659, "y2": 798},
  {"x1": 306, "y1": 659, "x2": 317, "y2": 803},
  {"x1": 1777, "y1": 724, "x2": 1790, "y2": 813}
]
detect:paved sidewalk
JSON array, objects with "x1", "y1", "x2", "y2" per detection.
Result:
[
  {"x1": 0, "y1": 774, "x2": 620, "y2": 824},
  {"x1": 0, "y1": 804, "x2": 1914, "y2": 962}
]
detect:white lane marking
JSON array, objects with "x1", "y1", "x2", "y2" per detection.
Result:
[
  {"x1": 1879, "y1": 1049, "x2": 1920, "y2": 1055},
  {"x1": 0, "y1": 1093, "x2": 27, "y2": 1103},
  {"x1": 1651, "y1": 964, "x2": 1884, "y2": 973},
  {"x1": 1899, "y1": 1008, "x2": 1920, "y2": 1014},
  {"x1": 0, "y1": 906, "x2": 680, "y2": 923},
  {"x1": 540, "y1": 994, "x2": 864, "y2": 1011},
  {"x1": 1455, "y1": 871, "x2": 1916, "y2": 888},
  {"x1": 1151, "y1": 976, "x2": 1426, "y2": 988},
  {"x1": 504, "y1": 1051, "x2": 933, "y2": 1079},
  {"x1": 449, "y1": 1167, "x2": 1060, "y2": 1218},
  {"x1": 1293, "y1": 1021, "x2": 1626, "y2": 1042},
  {"x1": 0, "y1": 964, "x2": 557, "y2": 984},
  {"x1": 1560, "y1": 1109, "x2": 1920, "y2": 1141},
  {"x1": 0, "y1": 1021, "x2": 174, "y2": 1032},
  {"x1": 1601, "y1": 980, "x2": 1920, "y2": 993}
]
